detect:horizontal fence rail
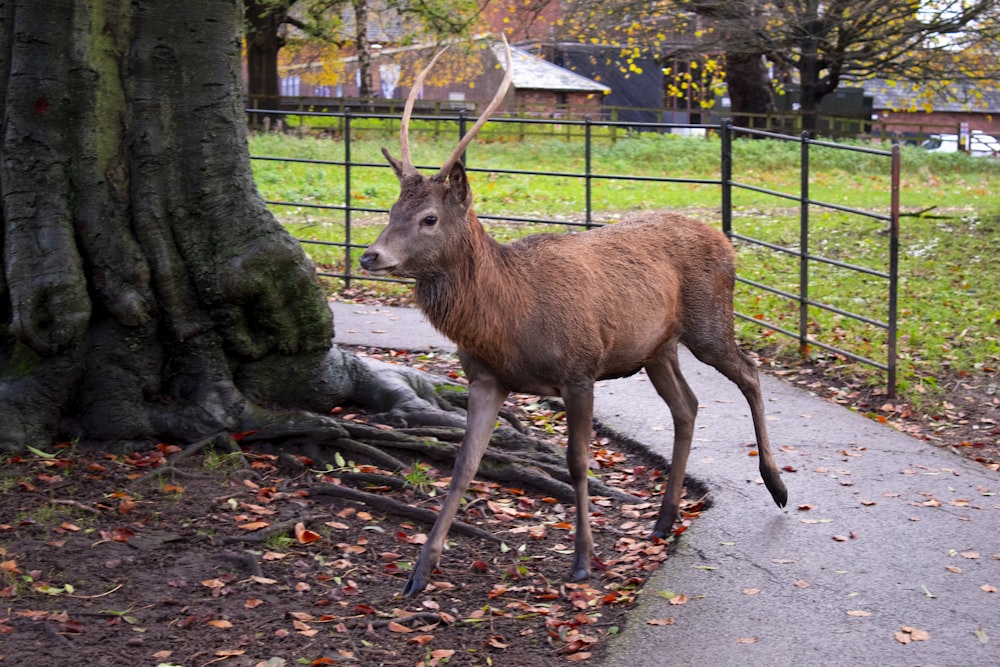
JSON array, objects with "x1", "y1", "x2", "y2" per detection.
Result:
[{"x1": 248, "y1": 108, "x2": 899, "y2": 395}]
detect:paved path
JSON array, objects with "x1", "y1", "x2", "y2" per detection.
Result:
[{"x1": 331, "y1": 301, "x2": 1000, "y2": 667}]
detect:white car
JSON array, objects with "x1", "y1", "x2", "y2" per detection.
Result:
[{"x1": 921, "y1": 131, "x2": 1000, "y2": 157}]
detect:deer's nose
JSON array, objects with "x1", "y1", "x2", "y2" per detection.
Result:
[{"x1": 359, "y1": 250, "x2": 378, "y2": 271}]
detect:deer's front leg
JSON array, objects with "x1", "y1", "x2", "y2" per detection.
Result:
[
  {"x1": 562, "y1": 383, "x2": 596, "y2": 582},
  {"x1": 403, "y1": 375, "x2": 508, "y2": 596}
]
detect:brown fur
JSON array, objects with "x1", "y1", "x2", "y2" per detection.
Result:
[{"x1": 359, "y1": 40, "x2": 785, "y2": 597}]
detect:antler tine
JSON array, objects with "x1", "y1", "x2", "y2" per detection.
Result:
[
  {"x1": 434, "y1": 34, "x2": 513, "y2": 180},
  {"x1": 399, "y1": 46, "x2": 449, "y2": 176}
]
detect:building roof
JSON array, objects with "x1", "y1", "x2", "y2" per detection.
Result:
[
  {"x1": 492, "y1": 42, "x2": 610, "y2": 94},
  {"x1": 859, "y1": 79, "x2": 1000, "y2": 113}
]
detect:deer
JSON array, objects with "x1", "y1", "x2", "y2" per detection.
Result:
[{"x1": 360, "y1": 37, "x2": 787, "y2": 597}]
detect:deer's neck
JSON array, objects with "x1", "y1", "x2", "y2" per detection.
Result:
[{"x1": 414, "y1": 216, "x2": 526, "y2": 357}]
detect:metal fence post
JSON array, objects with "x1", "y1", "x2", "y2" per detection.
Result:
[
  {"x1": 585, "y1": 117, "x2": 593, "y2": 229},
  {"x1": 888, "y1": 144, "x2": 901, "y2": 397},
  {"x1": 344, "y1": 108, "x2": 352, "y2": 289},
  {"x1": 721, "y1": 118, "x2": 732, "y2": 238},
  {"x1": 799, "y1": 131, "x2": 810, "y2": 357}
]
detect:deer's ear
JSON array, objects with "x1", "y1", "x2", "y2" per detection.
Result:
[
  {"x1": 444, "y1": 160, "x2": 471, "y2": 207},
  {"x1": 382, "y1": 147, "x2": 405, "y2": 180}
]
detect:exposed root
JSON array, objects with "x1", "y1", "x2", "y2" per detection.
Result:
[
  {"x1": 133, "y1": 465, "x2": 214, "y2": 485},
  {"x1": 217, "y1": 550, "x2": 264, "y2": 577},
  {"x1": 306, "y1": 483, "x2": 501, "y2": 544}
]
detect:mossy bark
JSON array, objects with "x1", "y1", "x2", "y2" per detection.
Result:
[{"x1": 0, "y1": 0, "x2": 456, "y2": 452}]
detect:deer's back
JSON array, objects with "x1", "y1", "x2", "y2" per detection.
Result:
[{"x1": 431, "y1": 212, "x2": 737, "y2": 393}]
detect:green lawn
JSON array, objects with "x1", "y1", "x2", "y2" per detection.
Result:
[{"x1": 250, "y1": 128, "x2": 1000, "y2": 408}]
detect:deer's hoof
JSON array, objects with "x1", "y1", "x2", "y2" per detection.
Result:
[{"x1": 403, "y1": 571, "x2": 429, "y2": 597}]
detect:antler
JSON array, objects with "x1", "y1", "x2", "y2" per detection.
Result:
[
  {"x1": 434, "y1": 35, "x2": 512, "y2": 180},
  {"x1": 397, "y1": 46, "x2": 449, "y2": 178},
  {"x1": 394, "y1": 35, "x2": 513, "y2": 180}
]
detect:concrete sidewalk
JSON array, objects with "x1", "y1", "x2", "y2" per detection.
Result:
[{"x1": 331, "y1": 301, "x2": 1000, "y2": 667}]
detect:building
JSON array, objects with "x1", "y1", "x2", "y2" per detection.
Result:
[{"x1": 277, "y1": 38, "x2": 608, "y2": 118}]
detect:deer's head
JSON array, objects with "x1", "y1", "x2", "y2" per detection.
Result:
[{"x1": 360, "y1": 37, "x2": 512, "y2": 279}]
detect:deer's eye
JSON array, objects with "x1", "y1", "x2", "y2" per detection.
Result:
[{"x1": 421, "y1": 215, "x2": 438, "y2": 227}]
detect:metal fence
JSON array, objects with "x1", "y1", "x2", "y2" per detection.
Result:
[{"x1": 249, "y1": 109, "x2": 900, "y2": 395}]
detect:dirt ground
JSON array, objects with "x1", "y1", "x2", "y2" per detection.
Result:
[
  {"x1": 2, "y1": 335, "x2": 995, "y2": 667},
  {"x1": 0, "y1": 351, "x2": 702, "y2": 667}
]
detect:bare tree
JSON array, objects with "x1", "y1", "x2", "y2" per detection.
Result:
[{"x1": 685, "y1": 0, "x2": 1000, "y2": 128}]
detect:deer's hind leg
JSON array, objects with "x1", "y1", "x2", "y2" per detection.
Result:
[
  {"x1": 686, "y1": 338, "x2": 787, "y2": 509},
  {"x1": 645, "y1": 341, "x2": 700, "y2": 538}
]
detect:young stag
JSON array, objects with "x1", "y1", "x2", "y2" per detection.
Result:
[{"x1": 360, "y1": 38, "x2": 787, "y2": 597}]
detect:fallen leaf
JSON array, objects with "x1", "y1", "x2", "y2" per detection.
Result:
[
  {"x1": 245, "y1": 598, "x2": 264, "y2": 609},
  {"x1": 646, "y1": 617, "x2": 676, "y2": 626},
  {"x1": 981, "y1": 584, "x2": 997, "y2": 593},
  {"x1": 960, "y1": 551, "x2": 980, "y2": 559},
  {"x1": 741, "y1": 588, "x2": 762, "y2": 595},
  {"x1": 794, "y1": 580, "x2": 810, "y2": 589},
  {"x1": 407, "y1": 634, "x2": 435, "y2": 645},
  {"x1": 207, "y1": 619, "x2": 233, "y2": 629},
  {"x1": 847, "y1": 610, "x2": 871, "y2": 617},
  {"x1": 325, "y1": 521, "x2": 351, "y2": 530},
  {"x1": 565, "y1": 653, "x2": 592, "y2": 661},
  {"x1": 294, "y1": 522, "x2": 321, "y2": 544},
  {"x1": 736, "y1": 637, "x2": 759, "y2": 644},
  {"x1": 895, "y1": 626, "x2": 930, "y2": 644},
  {"x1": 668, "y1": 594, "x2": 688, "y2": 605},
  {"x1": 388, "y1": 621, "x2": 413, "y2": 633},
  {"x1": 946, "y1": 565, "x2": 962, "y2": 574},
  {"x1": 238, "y1": 521, "x2": 270, "y2": 531}
]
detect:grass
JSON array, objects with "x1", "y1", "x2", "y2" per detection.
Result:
[{"x1": 249, "y1": 128, "x2": 1000, "y2": 409}]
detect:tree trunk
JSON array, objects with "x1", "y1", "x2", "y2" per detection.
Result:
[
  {"x1": 352, "y1": 0, "x2": 374, "y2": 104},
  {"x1": 0, "y1": 0, "x2": 455, "y2": 453},
  {"x1": 724, "y1": 52, "x2": 775, "y2": 130},
  {"x1": 244, "y1": 0, "x2": 288, "y2": 115}
]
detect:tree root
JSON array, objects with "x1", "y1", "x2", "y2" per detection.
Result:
[
  {"x1": 362, "y1": 612, "x2": 447, "y2": 630},
  {"x1": 217, "y1": 550, "x2": 264, "y2": 577},
  {"x1": 306, "y1": 483, "x2": 501, "y2": 544},
  {"x1": 133, "y1": 465, "x2": 214, "y2": 485}
]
